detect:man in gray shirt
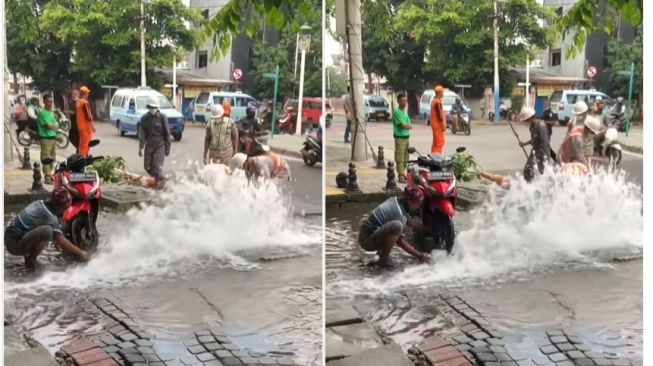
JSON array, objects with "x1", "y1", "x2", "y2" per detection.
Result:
[
  {"x1": 358, "y1": 187, "x2": 432, "y2": 268},
  {"x1": 4, "y1": 188, "x2": 88, "y2": 268},
  {"x1": 138, "y1": 97, "x2": 171, "y2": 189},
  {"x1": 519, "y1": 107, "x2": 551, "y2": 182}
]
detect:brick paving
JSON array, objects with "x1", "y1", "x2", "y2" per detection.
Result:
[
  {"x1": 57, "y1": 296, "x2": 308, "y2": 366},
  {"x1": 406, "y1": 295, "x2": 637, "y2": 366}
]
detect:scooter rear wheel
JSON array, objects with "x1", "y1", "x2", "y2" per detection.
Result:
[
  {"x1": 55, "y1": 132, "x2": 70, "y2": 149},
  {"x1": 465, "y1": 121, "x2": 471, "y2": 136}
]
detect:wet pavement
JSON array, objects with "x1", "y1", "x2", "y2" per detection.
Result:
[
  {"x1": 4, "y1": 172, "x2": 323, "y2": 365},
  {"x1": 325, "y1": 170, "x2": 643, "y2": 364}
]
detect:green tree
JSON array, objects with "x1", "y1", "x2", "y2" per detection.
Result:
[
  {"x1": 202, "y1": 0, "x2": 315, "y2": 59},
  {"x1": 327, "y1": 66, "x2": 347, "y2": 97},
  {"x1": 6, "y1": 0, "x2": 77, "y2": 95},
  {"x1": 556, "y1": 0, "x2": 642, "y2": 58},
  {"x1": 248, "y1": 1, "x2": 321, "y2": 102},
  {"x1": 361, "y1": 0, "x2": 434, "y2": 114},
  {"x1": 397, "y1": 0, "x2": 555, "y2": 98},
  {"x1": 606, "y1": 26, "x2": 642, "y2": 105},
  {"x1": 37, "y1": 0, "x2": 201, "y2": 89}
]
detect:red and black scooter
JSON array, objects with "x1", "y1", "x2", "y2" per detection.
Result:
[
  {"x1": 405, "y1": 146, "x2": 466, "y2": 254},
  {"x1": 47, "y1": 140, "x2": 104, "y2": 254}
]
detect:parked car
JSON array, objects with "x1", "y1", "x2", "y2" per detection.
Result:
[
  {"x1": 364, "y1": 95, "x2": 390, "y2": 121},
  {"x1": 192, "y1": 91, "x2": 258, "y2": 123},
  {"x1": 419, "y1": 89, "x2": 472, "y2": 122},
  {"x1": 109, "y1": 87, "x2": 185, "y2": 141},
  {"x1": 282, "y1": 97, "x2": 329, "y2": 129},
  {"x1": 548, "y1": 89, "x2": 613, "y2": 125}
]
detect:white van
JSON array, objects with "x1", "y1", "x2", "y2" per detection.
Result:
[
  {"x1": 363, "y1": 95, "x2": 390, "y2": 121},
  {"x1": 192, "y1": 91, "x2": 258, "y2": 123},
  {"x1": 418, "y1": 90, "x2": 472, "y2": 121},
  {"x1": 109, "y1": 87, "x2": 186, "y2": 141}
]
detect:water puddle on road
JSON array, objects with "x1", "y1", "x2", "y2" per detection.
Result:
[
  {"x1": 4, "y1": 166, "x2": 322, "y2": 364},
  {"x1": 326, "y1": 167, "x2": 643, "y2": 360}
]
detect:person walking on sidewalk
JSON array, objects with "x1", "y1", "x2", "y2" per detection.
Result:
[
  {"x1": 4, "y1": 188, "x2": 88, "y2": 269},
  {"x1": 38, "y1": 94, "x2": 59, "y2": 185},
  {"x1": 204, "y1": 104, "x2": 239, "y2": 165},
  {"x1": 67, "y1": 89, "x2": 80, "y2": 150},
  {"x1": 76, "y1": 86, "x2": 96, "y2": 157},
  {"x1": 139, "y1": 97, "x2": 171, "y2": 189},
  {"x1": 430, "y1": 85, "x2": 446, "y2": 154},
  {"x1": 358, "y1": 187, "x2": 431, "y2": 268},
  {"x1": 393, "y1": 93, "x2": 412, "y2": 183},
  {"x1": 343, "y1": 86, "x2": 352, "y2": 143}
]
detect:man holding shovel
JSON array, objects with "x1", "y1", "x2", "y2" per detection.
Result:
[{"x1": 516, "y1": 107, "x2": 551, "y2": 182}]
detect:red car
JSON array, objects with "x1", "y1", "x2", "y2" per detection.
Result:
[{"x1": 279, "y1": 97, "x2": 332, "y2": 131}]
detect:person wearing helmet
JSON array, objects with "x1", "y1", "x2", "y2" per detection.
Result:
[
  {"x1": 430, "y1": 85, "x2": 446, "y2": 153},
  {"x1": 610, "y1": 96, "x2": 627, "y2": 130},
  {"x1": 451, "y1": 97, "x2": 465, "y2": 131},
  {"x1": 76, "y1": 86, "x2": 96, "y2": 156},
  {"x1": 558, "y1": 114, "x2": 602, "y2": 167},
  {"x1": 236, "y1": 106, "x2": 262, "y2": 153},
  {"x1": 203, "y1": 104, "x2": 238, "y2": 165},
  {"x1": 568, "y1": 100, "x2": 588, "y2": 132},
  {"x1": 138, "y1": 96, "x2": 171, "y2": 189},
  {"x1": 518, "y1": 107, "x2": 551, "y2": 182},
  {"x1": 242, "y1": 134, "x2": 291, "y2": 182},
  {"x1": 4, "y1": 188, "x2": 88, "y2": 268},
  {"x1": 358, "y1": 187, "x2": 432, "y2": 268}
]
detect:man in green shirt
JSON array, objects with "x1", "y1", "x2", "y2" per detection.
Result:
[
  {"x1": 393, "y1": 93, "x2": 412, "y2": 183},
  {"x1": 38, "y1": 95, "x2": 59, "y2": 184}
]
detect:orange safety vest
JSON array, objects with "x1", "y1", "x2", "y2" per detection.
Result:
[{"x1": 430, "y1": 97, "x2": 446, "y2": 153}]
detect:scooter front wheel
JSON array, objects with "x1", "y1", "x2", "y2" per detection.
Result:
[
  {"x1": 465, "y1": 121, "x2": 471, "y2": 136},
  {"x1": 71, "y1": 213, "x2": 99, "y2": 253},
  {"x1": 607, "y1": 147, "x2": 622, "y2": 167}
]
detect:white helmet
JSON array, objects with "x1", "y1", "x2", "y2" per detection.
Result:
[
  {"x1": 211, "y1": 104, "x2": 225, "y2": 119},
  {"x1": 228, "y1": 153, "x2": 247, "y2": 170},
  {"x1": 146, "y1": 96, "x2": 159, "y2": 109},
  {"x1": 617, "y1": 97, "x2": 624, "y2": 102},
  {"x1": 519, "y1": 106, "x2": 536, "y2": 121},
  {"x1": 584, "y1": 115, "x2": 602, "y2": 134},
  {"x1": 573, "y1": 101, "x2": 588, "y2": 115}
]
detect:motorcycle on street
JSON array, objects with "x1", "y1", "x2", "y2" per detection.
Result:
[
  {"x1": 593, "y1": 124, "x2": 623, "y2": 168},
  {"x1": 300, "y1": 133, "x2": 322, "y2": 166},
  {"x1": 44, "y1": 140, "x2": 103, "y2": 257},
  {"x1": 488, "y1": 103, "x2": 515, "y2": 122},
  {"x1": 17, "y1": 109, "x2": 71, "y2": 149},
  {"x1": 449, "y1": 111, "x2": 471, "y2": 135},
  {"x1": 405, "y1": 146, "x2": 467, "y2": 254}
]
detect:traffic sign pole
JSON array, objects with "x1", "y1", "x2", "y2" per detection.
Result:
[
  {"x1": 626, "y1": 62, "x2": 634, "y2": 137},
  {"x1": 271, "y1": 65, "x2": 280, "y2": 139}
]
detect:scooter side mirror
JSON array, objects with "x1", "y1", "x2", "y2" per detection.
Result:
[
  {"x1": 407, "y1": 147, "x2": 417, "y2": 154},
  {"x1": 456, "y1": 147, "x2": 466, "y2": 153},
  {"x1": 89, "y1": 139, "x2": 100, "y2": 148}
]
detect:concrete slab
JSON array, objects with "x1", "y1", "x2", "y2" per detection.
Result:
[
  {"x1": 326, "y1": 344, "x2": 414, "y2": 366},
  {"x1": 326, "y1": 323, "x2": 384, "y2": 360},
  {"x1": 4, "y1": 344, "x2": 59, "y2": 366},
  {"x1": 325, "y1": 305, "x2": 363, "y2": 327}
]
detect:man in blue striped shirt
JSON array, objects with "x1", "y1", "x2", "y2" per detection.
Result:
[
  {"x1": 4, "y1": 188, "x2": 88, "y2": 268},
  {"x1": 358, "y1": 187, "x2": 432, "y2": 267}
]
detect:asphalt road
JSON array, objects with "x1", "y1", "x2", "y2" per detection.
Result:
[
  {"x1": 328, "y1": 115, "x2": 643, "y2": 187},
  {"x1": 63, "y1": 121, "x2": 323, "y2": 215}
]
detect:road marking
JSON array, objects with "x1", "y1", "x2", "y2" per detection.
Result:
[{"x1": 622, "y1": 150, "x2": 643, "y2": 158}]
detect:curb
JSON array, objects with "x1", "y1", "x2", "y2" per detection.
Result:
[
  {"x1": 325, "y1": 187, "x2": 480, "y2": 211},
  {"x1": 620, "y1": 142, "x2": 643, "y2": 154}
]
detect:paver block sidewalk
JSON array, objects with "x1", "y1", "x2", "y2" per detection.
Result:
[{"x1": 326, "y1": 344, "x2": 414, "y2": 366}]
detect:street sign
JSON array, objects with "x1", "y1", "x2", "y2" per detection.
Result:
[
  {"x1": 586, "y1": 65, "x2": 597, "y2": 79},
  {"x1": 233, "y1": 69, "x2": 243, "y2": 80}
]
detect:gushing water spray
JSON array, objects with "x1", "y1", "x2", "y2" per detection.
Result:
[{"x1": 331, "y1": 167, "x2": 642, "y2": 295}]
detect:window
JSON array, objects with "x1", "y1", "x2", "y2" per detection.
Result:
[
  {"x1": 111, "y1": 95, "x2": 123, "y2": 107},
  {"x1": 128, "y1": 98, "x2": 135, "y2": 110},
  {"x1": 197, "y1": 51, "x2": 208, "y2": 68},
  {"x1": 420, "y1": 94, "x2": 432, "y2": 104},
  {"x1": 368, "y1": 98, "x2": 386, "y2": 108},
  {"x1": 235, "y1": 97, "x2": 249, "y2": 107},
  {"x1": 213, "y1": 96, "x2": 234, "y2": 105},
  {"x1": 196, "y1": 92, "x2": 210, "y2": 104},
  {"x1": 551, "y1": 49, "x2": 562, "y2": 66}
]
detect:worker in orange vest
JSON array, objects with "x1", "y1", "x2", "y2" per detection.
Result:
[
  {"x1": 223, "y1": 99, "x2": 232, "y2": 117},
  {"x1": 76, "y1": 86, "x2": 96, "y2": 156},
  {"x1": 430, "y1": 85, "x2": 446, "y2": 153}
]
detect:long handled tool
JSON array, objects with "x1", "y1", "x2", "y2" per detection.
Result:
[
  {"x1": 506, "y1": 119, "x2": 529, "y2": 159},
  {"x1": 4, "y1": 120, "x2": 25, "y2": 164}
]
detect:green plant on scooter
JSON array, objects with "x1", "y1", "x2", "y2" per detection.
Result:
[{"x1": 453, "y1": 152, "x2": 482, "y2": 182}]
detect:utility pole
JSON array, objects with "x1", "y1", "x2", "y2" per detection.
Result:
[
  {"x1": 493, "y1": 0, "x2": 500, "y2": 124},
  {"x1": 140, "y1": 0, "x2": 146, "y2": 87},
  {"x1": 346, "y1": 0, "x2": 366, "y2": 161},
  {"x1": 172, "y1": 53, "x2": 177, "y2": 109},
  {"x1": 525, "y1": 53, "x2": 530, "y2": 107}
]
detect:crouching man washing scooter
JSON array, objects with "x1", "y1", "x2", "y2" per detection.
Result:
[
  {"x1": 4, "y1": 188, "x2": 89, "y2": 269},
  {"x1": 358, "y1": 187, "x2": 432, "y2": 268}
]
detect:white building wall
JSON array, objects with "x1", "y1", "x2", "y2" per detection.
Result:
[
  {"x1": 540, "y1": 0, "x2": 587, "y2": 79},
  {"x1": 188, "y1": 0, "x2": 233, "y2": 80}
]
